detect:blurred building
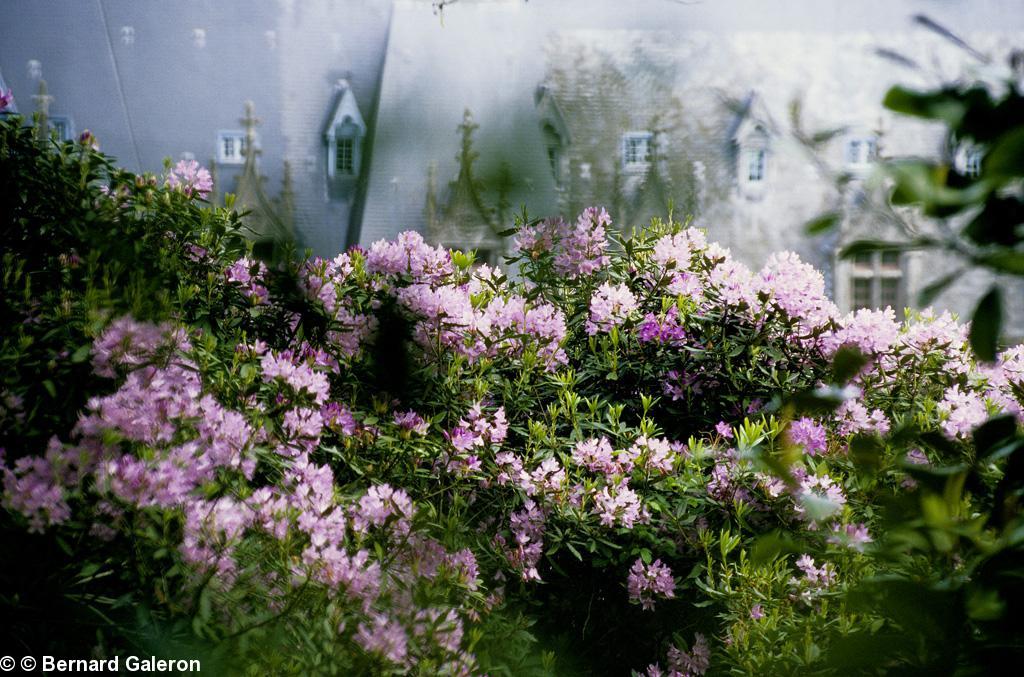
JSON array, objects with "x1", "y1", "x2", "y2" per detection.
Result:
[{"x1": 2, "y1": 0, "x2": 1023, "y2": 331}]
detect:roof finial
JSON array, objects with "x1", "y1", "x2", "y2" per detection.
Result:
[
  {"x1": 32, "y1": 79, "x2": 53, "y2": 140},
  {"x1": 240, "y1": 100, "x2": 261, "y2": 158}
]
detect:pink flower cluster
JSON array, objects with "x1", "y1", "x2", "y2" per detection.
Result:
[
  {"x1": 937, "y1": 385, "x2": 989, "y2": 439},
  {"x1": 5, "y1": 321, "x2": 256, "y2": 534},
  {"x1": 515, "y1": 207, "x2": 612, "y2": 278},
  {"x1": 637, "y1": 307, "x2": 687, "y2": 345},
  {"x1": 442, "y1": 403, "x2": 508, "y2": 476},
  {"x1": 827, "y1": 522, "x2": 873, "y2": 551},
  {"x1": 495, "y1": 499, "x2": 547, "y2": 581},
  {"x1": 627, "y1": 557, "x2": 676, "y2": 610},
  {"x1": 667, "y1": 633, "x2": 711, "y2": 676},
  {"x1": 166, "y1": 159, "x2": 213, "y2": 199},
  {"x1": 587, "y1": 282, "x2": 638, "y2": 335},
  {"x1": 791, "y1": 554, "x2": 837, "y2": 596},
  {"x1": 646, "y1": 633, "x2": 710, "y2": 677},
  {"x1": 366, "y1": 230, "x2": 453, "y2": 282},
  {"x1": 788, "y1": 417, "x2": 828, "y2": 456},
  {"x1": 225, "y1": 257, "x2": 270, "y2": 305},
  {"x1": 794, "y1": 473, "x2": 847, "y2": 525},
  {"x1": 92, "y1": 315, "x2": 190, "y2": 378}
]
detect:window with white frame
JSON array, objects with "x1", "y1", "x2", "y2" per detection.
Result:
[
  {"x1": 335, "y1": 136, "x2": 354, "y2": 175},
  {"x1": 328, "y1": 123, "x2": 361, "y2": 179},
  {"x1": 49, "y1": 116, "x2": 73, "y2": 142},
  {"x1": 737, "y1": 124, "x2": 769, "y2": 193},
  {"x1": 850, "y1": 250, "x2": 903, "y2": 311},
  {"x1": 958, "y1": 146, "x2": 983, "y2": 178},
  {"x1": 744, "y1": 148, "x2": 766, "y2": 183},
  {"x1": 622, "y1": 131, "x2": 652, "y2": 170},
  {"x1": 845, "y1": 136, "x2": 877, "y2": 168},
  {"x1": 217, "y1": 131, "x2": 247, "y2": 164},
  {"x1": 965, "y1": 149, "x2": 982, "y2": 178}
]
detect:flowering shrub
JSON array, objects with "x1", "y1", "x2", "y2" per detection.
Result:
[{"x1": 2, "y1": 114, "x2": 1023, "y2": 673}]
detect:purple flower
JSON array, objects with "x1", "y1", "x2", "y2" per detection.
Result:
[
  {"x1": 794, "y1": 473, "x2": 847, "y2": 524},
  {"x1": 393, "y1": 410, "x2": 429, "y2": 435},
  {"x1": 667, "y1": 633, "x2": 710, "y2": 676},
  {"x1": 495, "y1": 499, "x2": 547, "y2": 581},
  {"x1": 793, "y1": 554, "x2": 836, "y2": 589},
  {"x1": 627, "y1": 558, "x2": 676, "y2": 610},
  {"x1": 571, "y1": 437, "x2": 618, "y2": 475},
  {"x1": 0, "y1": 88, "x2": 13, "y2": 112},
  {"x1": 166, "y1": 159, "x2": 213, "y2": 198},
  {"x1": 586, "y1": 282, "x2": 637, "y2": 335},
  {"x1": 593, "y1": 480, "x2": 648, "y2": 529},
  {"x1": 636, "y1": 307, "x2": 687, "y2": 345},
  {"x1": 91, "y1": 316, "x2": 190, "y2": 378},
  {"x1": 366, "y1": 231, "x2": 452, "y2": 282},
  {"x1": 827, "y1": 522, "x2": 873, "y2": 551},
  {"x1": 788, "y1": 417, "x2": 827, "y2": 456},
  {"x1": 750, "y1": 603, "x2": 765, "y2": 620},
  {"x1": 354, "y1": 613, "x2": 408, "y2": 666},
  {"x1": 553, "y1": 207, "x2": 611, "y2": 278},
  {"x1": 714, "y1": 421, "x2": 734, "y2": 440},
  {"x1": 937, "y1": 385, "x2": 988, "y2": 439}
]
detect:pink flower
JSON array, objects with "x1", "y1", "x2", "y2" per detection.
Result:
[
  {"x1": 667, "y1": 633, "x2": 710, "y2": 676},
  {"x1": 553, "y1": 207, "x2": 611, "y2": 277},
  {"x1": 788, "y1": 417, "x2": 827, "y2": 455},
  {"x1": 354, "y1": 613, "x2": 408, "y2": 666},
  {"x1": 627, "y1": 558, "x2": 675, "y2": 610},
  {"x1": 827, "y1": 522, "x2": 873, "y2": 551},
  {"x1": 593, "y1": 480, "x2": 648, "y2": 529},
  {"x1": 937, "y1": 385, "x2": 988, "y2": 439},
  {"x1": 393, "y1": 410, "x2": 429, "y2": 435},
  {"x1": 586, "y1": 282, "x2": 637, "y2": 335},
  {"x1": 166, "y1": 159, "x2": 213, "y2": 198}
]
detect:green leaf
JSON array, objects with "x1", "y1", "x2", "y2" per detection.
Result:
[
  {"x1": 883, "y1": 86, "x2": 967, "y2": 126},
  {"x1": 918, "y1": 269, "x2": 963, "y2": 306},
  {"x1": 841, "y1": 237, "x2": 940, "y2": 260},
  {"x1": 70, "y1": 343, "x2": 92, "y2": 363},
  {"x1": 985, "y1": 127, "x2": 1024, "y2": 179},
  {"x1": 42, "y1": 379, "x2": 57, "y2": 398},
  {"x1": 832, "y1": 345, "x2": 868, "y2": 383},
  {"x1": 975, "y1": 251, "x2": 1024, "y2": 275},
  {"x1": 805, "y1": 211, "x2": 841, "y2": 236},
  {"x1": 969, "y1": 286, "x2": 1002, "y2": 362}
]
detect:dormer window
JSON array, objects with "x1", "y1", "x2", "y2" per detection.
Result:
[
  {"x1": 542, "y1": 122, "x2": 566, "y2": 187},
  {"x1": 956, "y1": 146, "x2": 983, "y2": 178},
  {"x1": 534, "y1": 85, "x2": 572, "y2": 189},
  {"x1": 324, "y1": 81, "x2": 367, "y2": 197},
  {"x1": 328, "y1": 121, "x2": 362, "y2": 181},
  {"x1": 745, "y1": 148, "x2": 766, "y2": 182},
  {"x1": 218, "y1": 131, "x2": 247, "y2": 164},
  {"x1": 736, "y1": 123, "x2": 769, "y2": 198},
  {"x1": 965, "y1": 149, "x2": 982, "y2": 177},
  {"x1": 845, "y1": 136, "x2": 877, "y2": 169},
  {"x1": 336, "y1": 136, "x2": 355, "y2": 175},
  {"x1": 49, "y1": 116, "x2": 74, "y2": 142},
  {"x1": 622, "y1": 131, "x2": 652, "y2": 171}
]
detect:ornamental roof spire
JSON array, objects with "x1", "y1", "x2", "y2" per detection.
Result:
[{"x1": 32, "y1": 79, "x2": 53, "y2": 140}]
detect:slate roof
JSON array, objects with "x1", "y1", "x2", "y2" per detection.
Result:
[{"x1": 0, "y1": 0, "x2": 393, "y2": 254}]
